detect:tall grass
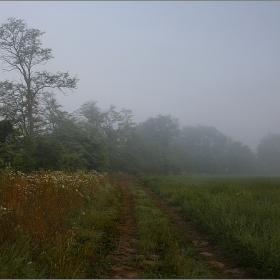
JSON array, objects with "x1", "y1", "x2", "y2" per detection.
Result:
[
  {"x1": 0, "y1": 169, "x2": 120, "y2": 278},
  {"x1": 140, "y1": 175, "x2": 280, "y2": 278},
  {"x1": 131, "y1": 182, "x2": 218, "y2": 278}
]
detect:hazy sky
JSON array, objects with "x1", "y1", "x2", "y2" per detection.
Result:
[{"x1": 1, "y1": 1, "x2": 280, "y2": 150}]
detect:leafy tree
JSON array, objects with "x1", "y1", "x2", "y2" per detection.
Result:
[
  {"x1": 41, "y1": 92, "x2": 69, "y2": 134},
  {"x1": 32, "y1": 136, "x2": 63, "y2": 171},
  {"x1": 0, "y1": 119, "x2": 14, "y2": 143},
  {"x1": 127, "y1": 115, "x2": 185, "y2": 174},
  {"x1": 123, "y1": 135, "x2": 186, "y2": 175},
  {"x1": 75, "y1": 100, "x2": 105, "y2": 140},
  {"x1": 257, "y1": 133, "x2": 280, "y2": 174},
  {"x1": 76, "y1": 101, "x2": 135, "y2": 141},
  {"x1": 179, "y1": 125, "x2": 257, "y2": 174},
  {"x1": 137, "y1": 115, "x2": 180, "y2": 146},
  {"x1": 115, "y1": 108, "x2": 135, "y2": 146},
  {"x1": 75, "y1": 100, "x2": 136, "y2": 171},
  {"x1": 0, "y1": 18, "x2": 78, "y2": 140},
  {"x1": 0, "y1": 120, "x2": 22, "y2": 169},
  {"x1": 52, "y1": 116, "x2": 109, "y2": 172},
  {"x1": 226, "y1": 141, "x2": 258, "y2": 174},
  {"x1": 179, "y1": 125, "x2": 229, "y2": 173}
]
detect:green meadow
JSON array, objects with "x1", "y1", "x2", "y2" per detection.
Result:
[
  {"x1": 2, "y1": 170, "x2": 280, "y2": 278},
  {"x1": 140, "y1": 175, "x2": 280, "y2": 278}
]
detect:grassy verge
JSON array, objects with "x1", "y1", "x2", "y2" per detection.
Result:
[
  {"x1": 130, "y1": 182, "x2": 218, "y2": 279},
  {"x1": 0, "y1": 170, "x2": 121, "y2": 278},
  {"x1": 140, "y1": 175, "x2": 280, "y2": 278}
]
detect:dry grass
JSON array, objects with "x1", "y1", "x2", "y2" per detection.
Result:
[{"x1": 0, "y1": 169, "x2": 120, "y2": 278}]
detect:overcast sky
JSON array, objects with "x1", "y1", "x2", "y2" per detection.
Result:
[{"x1": 1, "y1": 1, "x2": 280, "y2": 151}]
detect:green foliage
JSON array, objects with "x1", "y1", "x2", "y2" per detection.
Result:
[
  {"x1": 33, "y1": 136, "x2": 63, "y2": 170},
  {"x1": 53, "y1": 117, "x2": 109, "y2": 172},
  {"x1": 0, "y1": 119, "x2": 13, "y2": 143},
  {"x1": 137, "y1": 114, "x2": 180, "y2": 147},
  {"x1": 0, "y1": 106, "x2": 266, "y2": 174},
  {"x1": 0, "y1": 236, "x2": 46, "y2": 279},
  {"x1": 0, "y1": 18, "x2": 78, "y2": 139},
  {"x1": 180, "y1": 125, "x2": 258, "y2": 174},
  {"x1": 75, "y1": 100, "x2": 136, "y2": 172},
  {"x1": 131, "y1": 182, "x2": 217, "y2": 278},
  {"x1": 121, "y1": 115, "x2": 187, "y2": 175},
  {"x1": 141, "y1": 175, "x2": 280, "y2": 278}
]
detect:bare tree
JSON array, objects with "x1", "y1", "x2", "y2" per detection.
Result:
[{"x1": 0, "y1": 18, "x2": 78, "y2": 139}]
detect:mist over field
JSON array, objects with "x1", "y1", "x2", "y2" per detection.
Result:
[{"x1": 1, "y1": 1, "x2": 280, "y2": 151}]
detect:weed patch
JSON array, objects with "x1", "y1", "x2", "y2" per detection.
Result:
[{"x1": 0, "y1": 170, "x2": 120, "y2": 278}]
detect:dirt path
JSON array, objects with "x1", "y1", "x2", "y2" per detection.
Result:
[
  {"x1": 103, "y1": 178, "x2": 250, "y2": 279},
  {"x1": 141, "y1": 185, "x2": 250, "y2": 279},
  {"x1": 102, "y1": 181, "x2": 143, "y2": 279}
]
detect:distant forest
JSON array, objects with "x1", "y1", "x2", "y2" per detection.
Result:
[
  {"x1": 0, "y1": 99, "x2": 279, "y2": 175},
  {"x1": 0, "y1": 18, "x2": 279, "y2": 175}
]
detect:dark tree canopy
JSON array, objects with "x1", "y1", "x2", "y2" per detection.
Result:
[{"x1": 0, "y1": 119, "x2": 14, "y2": 143}]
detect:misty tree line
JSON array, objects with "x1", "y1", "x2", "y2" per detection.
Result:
[
  {"x1": 0, "y1": 99, "x2": 279, "y2": 175},
  {"x1": 0, "y1": 18, "x2": 279, "y2": 175}
]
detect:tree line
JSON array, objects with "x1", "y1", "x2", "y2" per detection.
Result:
[{"x1": 0, "y1": 18, "x2": 279, "y2": 175}]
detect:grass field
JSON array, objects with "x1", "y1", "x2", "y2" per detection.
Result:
[
  {"x1": 2, "y1": 170, "x2": 279, "y2": 278},
  {"x1": 0, "y1": 169, "x2": 121, "y2": 278},
  {"x1": 130, "y1": 182, "x2": 218, "y2": 278},
  {"x1": 140, "y1": 175, "x2": 280, "y2": 278},
  {"x1": 0, "y1": 170, "x2": 224, "y2": 279}
]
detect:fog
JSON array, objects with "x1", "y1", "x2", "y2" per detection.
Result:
[{"x1": 1, "y1": 1, "x2": 280, "y2": 151}]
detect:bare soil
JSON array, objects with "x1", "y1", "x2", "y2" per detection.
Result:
[
  {"x1": 102, "y1": 180, "x2": 251, "y2": 279},
  {"x1": 102, "y1": 181, "x2": 143, "y2": 279}
]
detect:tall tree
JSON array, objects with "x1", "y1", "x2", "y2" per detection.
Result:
[
  {"x1": 137, "y1": 115, "x2": 181, "y2": 146},
  {"x1": 179, "y1": 125, "x2": 228, "y2": 173},
  {"x1": 179, "y1": 125, "x2": 258, "y2": 174},
  {"x1": 0, "y1": 119, "x2": 22, "y2": 170},
  {"x1": 131, "y1": 115, "x2": 184, "y2": 174},
  {"x1": 75, "y1": 100, "x2": 136, "y2": 171},
  {"x1": 0, "y1": 18, "x2": 78, "y2": 140},
  {"x1": 41, "y1": 92, "x2": 69, "y2": 134},
  {"x1": 226, "y1": 141, "x2": 258, "y2": 174},
  {"x1": 257, "y1": 133, "x2": 280, "y2": 174}
]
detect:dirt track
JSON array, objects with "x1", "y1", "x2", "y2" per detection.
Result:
[
  {"x1": 102, "y1": 180, "x2": 250, "y2": 279},
  {"x1": 103, "y1": 181, "x2": 142, "y2": 279},
  {"x1": 141, "y1": 186, "x2": 250, "y2": 279}
]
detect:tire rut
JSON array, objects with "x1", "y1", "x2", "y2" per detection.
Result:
[
  {"x1": 102, "y1": 182, "x2": 143, "y2": 279},
  {"x1": 141, "y1": 185, "x2": 251, "y2": 279}
]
